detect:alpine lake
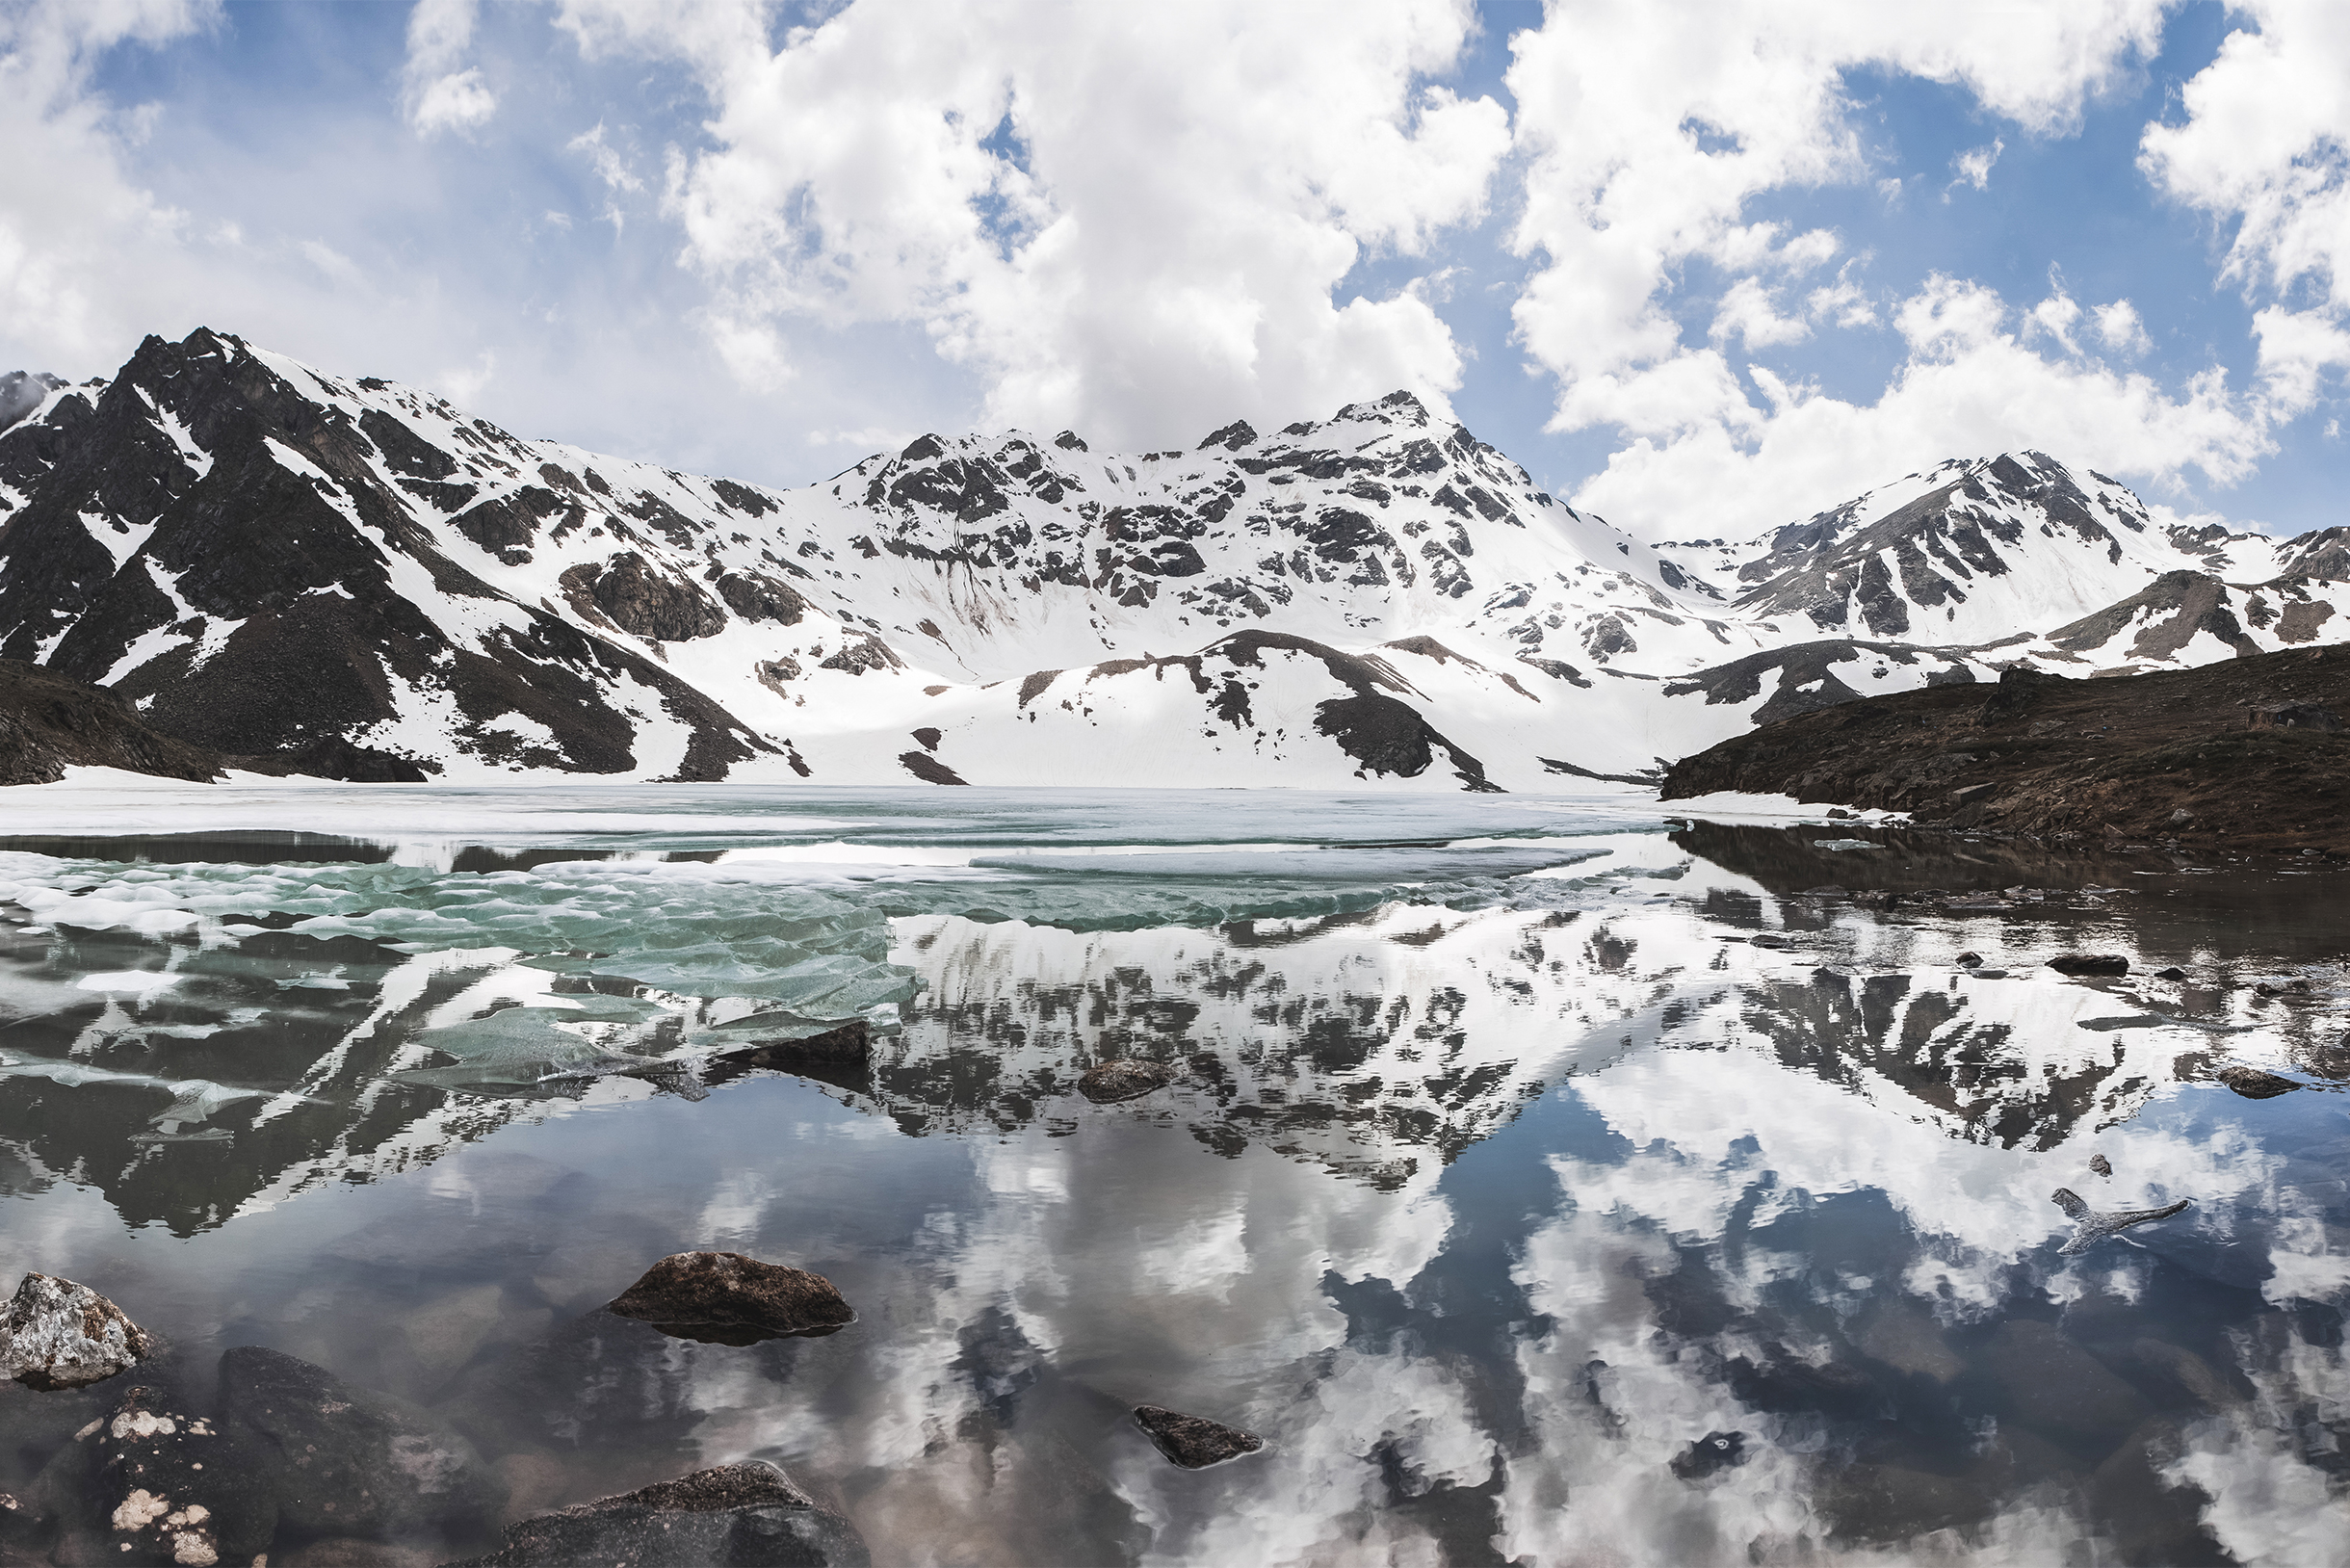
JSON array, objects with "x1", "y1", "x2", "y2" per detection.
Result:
[{"x1": 0, "y1": 783, "x2": 2343, "y2": 1566}]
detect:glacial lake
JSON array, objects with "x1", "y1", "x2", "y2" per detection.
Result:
[{"x1": 0, "y1": 783, "x2": 2344, "y2": 1565}]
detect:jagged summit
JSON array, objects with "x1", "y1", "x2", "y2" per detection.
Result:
[{"x1": 2, "y1": 327, "x2": 2346, "y2": 790}]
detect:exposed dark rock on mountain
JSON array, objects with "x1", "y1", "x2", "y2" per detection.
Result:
[
  {"x1": 1730, "y1": 453, "x2": 2137, "y2": 633},
  {"x1": 1, "y1": 658, "x2": 227, "y2": 785},
  {"x1": 1661, "y1": 646, "x2": 2350, "y2": 849},
  {"x1": 0, "y1": 330, "x2": 772, "y2": 781},
  {"x1": 10, "y1": 328, "x2": 2350, "y2": 788},
  {"x1": 0, "y1": 658, "x2": 432, "y2": 784},
  {"x1": 2046, "y1": 570, "x2": 2256, "y2": 661}
]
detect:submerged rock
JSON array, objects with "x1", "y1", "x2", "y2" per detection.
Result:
[
  {"x1": 1078, "y1": 1060, "x2": 1180, "y2": 1104},
  {"x1": 0, "y1": 1273, "x2": 155, "y2": 1390},
  {"x1": 712, "y1": 1018, "x2": 872, "y2": 1068},
  {"x1": 1980, "y1": 1320, "x2": 2152, "y2": 1443},
  {"x1": 2214, "y1": 1065, "x2": 2301, "y2": 1099},
  {"x1": 87, "y1": 1381, "x2": 279, "y2": 1566},
  {"x1": 1669, "y1": 1431, "x2": 1747, "y2": 1480},
  {"x1": 608, "y1": 1251, "x2": 854, "y2": 1340},
  {"x1": 449, "y1": 1460, "x2": 869, "y2": 1567},
  {"x1": 2051, "y1": 1188, "x2": 2193, "y2": 1256},
  {"x1": 1133, "y1": 1405, "x2": 1264, "y2": 1469},
  {"x1": 2154, "y1": 965, "x2": 2189, "y2": 980},
  {"x1": 218, "y1": 1346, "x2": 503, "y2": 1542},
  {"x1": 2048, "y1": 954, "x2": 2130, "y2": 976}
]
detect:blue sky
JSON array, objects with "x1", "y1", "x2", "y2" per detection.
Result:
[{"x1": 4, "y1": 1, "x2": 2342, "y2": 539}]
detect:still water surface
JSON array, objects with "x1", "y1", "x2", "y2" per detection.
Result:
[{"x1": 0, "y1": 785, "x2": 2343, "y2": 1564}]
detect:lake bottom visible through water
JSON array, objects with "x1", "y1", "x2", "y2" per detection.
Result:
[{"x1": 0, "y1": 784, "x2": 2344, "y2": 1566}]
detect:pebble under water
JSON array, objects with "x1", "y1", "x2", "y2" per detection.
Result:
[{"x1": 0, "y1": 784, "x2": 2344, "y2": 1566}]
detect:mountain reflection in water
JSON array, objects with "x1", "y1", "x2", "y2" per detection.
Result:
[{"x1": 0, "y1": 789, "x2": 2342, "y2": 1566}]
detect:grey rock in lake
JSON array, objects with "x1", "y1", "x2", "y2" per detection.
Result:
[
  {"x1": 1133, "y1": 1405, "x2": 1265, "y2": 1468},
  {"x1": 2047, "y1": 954, "x2": 2130, "y2": 976},
  {"x1": 2051, "y1": 1188, "x2": 2192, "y2": 1256},
  {"x1": 2089, "y1": 1153, "x2": 2112, "y2": 1177},
  {"x1": 218, "y1": 1346, "x2": 504, "y2": 1542},
  {"x1": 1079, "y1": 1059, "x2": 1180, "y2": 1104},
  {"x1": 0, "y1": 1272, "x2": 154, "y2": 1391},
  {"x1": 609, "y1": 1251, "x2": 855, "y2": 1340},
  {"x1": 447, "y1": 1460, "x2": 870, "y2": 1567},
  {"x1": 2215, "y1": 1065, "x2": 2301, "y2": 1099}
]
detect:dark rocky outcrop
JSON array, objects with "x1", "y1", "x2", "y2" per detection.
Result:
[
  {"x1": 560, "y1": 554, "x2": 726, "y2": 641},
  {"x1": 1132, "y1": 1406, "x2": 1264, "y2": 1469},
  {"x1": 608, "y1": 1252, "x2": 855, "y2": 1342},
  {"x1": 0, "y1": 658, "x2": 440, "y2": 785},
  {"x1": 448, "y1": 1461, "x2": 869, "y2": 1567},
  {"x1": 2047, "y1": 954, "x2": 2129, "y2": 976},
  {"x1": 898, "y1": 749, "x2": 969, "y2": 785},
  {"x1": 0, "y1": 329, "x2": 773, "y2": 781},
  {"x1": 1662, "y1": 645, "x2": 2350, "y2": 849},
  {"x1": 0, "y1": 660, "x2": 227, "y2": 786}
]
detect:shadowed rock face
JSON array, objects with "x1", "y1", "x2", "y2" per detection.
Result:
[
  {"x1": 0, "y1": 329, "x2": 771, "y2": 781},
  {"x1": 607, "y1": 1252, "x2": 855, "y2": 1340},
  {"x1": 0, "y1": 658, "x2": 431, "y2": 784},
  {"x1": 1662, "y1": 646, "x2": 2350, "y2": 850}
]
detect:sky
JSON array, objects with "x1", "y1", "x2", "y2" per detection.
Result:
[{"x1": 2, "y1": 0, "x2": 2345, "y2": 540}]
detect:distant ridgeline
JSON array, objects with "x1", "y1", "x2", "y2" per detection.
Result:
[{"x1": 4, "y1": 334, "x2": 2347, "y2": 790}]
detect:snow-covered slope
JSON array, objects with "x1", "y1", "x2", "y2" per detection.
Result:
[{"x1": 2, "y1": 329, "x2": 2343, "y2": 790}]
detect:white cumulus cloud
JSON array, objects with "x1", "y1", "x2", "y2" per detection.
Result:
[
  {"x1": 2139, "y1": 0, "x2": 2350, "y2": 421},
  {"x1": 1946, "y1": 137, "x2": 2004, "y2": 195},
  {"x1": 552, "y1": 0, "x2": 1510, "y2": 448},
  {"x1": 403, "y1": 0, "x2": 497, "y2": 136}
]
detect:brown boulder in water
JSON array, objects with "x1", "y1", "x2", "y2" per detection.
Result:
[
  {"x1": 1079, "y1": 1059, "x2": 1180, "y2": 1104},
  {"x1": 609, "y1": 1251, "x2": 854, "y2": 1340},
  {"x1": 2214, "y1": 1065, "x2": 2301, "y2": 1100}
]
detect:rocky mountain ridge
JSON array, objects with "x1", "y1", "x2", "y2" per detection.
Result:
[{"x1": 3, "y1": 328, "x2": 2346, "y2": 789}]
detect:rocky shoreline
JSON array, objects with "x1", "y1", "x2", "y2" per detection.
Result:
[{"x1": 1661, "y1": 644, "x2": 2350, "y2": 851}]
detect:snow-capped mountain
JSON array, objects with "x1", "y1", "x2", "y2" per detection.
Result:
[{"x1": 2, "y1": 329, "x2": 2344, "y2": 789}]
